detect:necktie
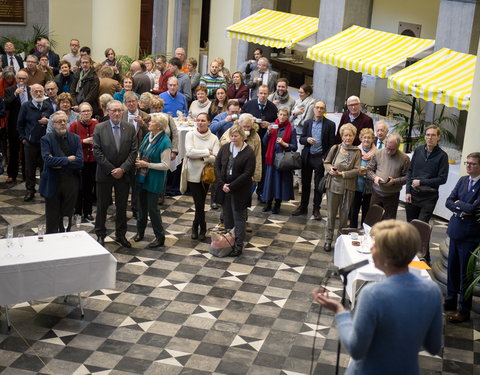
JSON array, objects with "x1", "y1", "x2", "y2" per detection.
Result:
[
  {"x1": 260, "y1": 72, "x2": 264, "y2": 83},
  {"x1": 113, "y1": 125, "x2": 121, "y2": 151},
  {"x1": 10, "y1": 56, "x2": 14, "y2": 66},
  {"x1": 468, "y1": 179, "x2": 474, "y2": 192},
  {"x1": 378, "y1": 141, "x2": 383, "y2": 149},
  {"x1": 37, "y1": 103, "x2": 42, "y2": 111},
  {"x1": 259, "y1": 104, "x2": 265, "y2": 112}
]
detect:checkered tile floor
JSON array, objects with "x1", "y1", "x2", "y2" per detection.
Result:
[{"x1": 0, "y1": 176, "x2": 478, "y2": 374}]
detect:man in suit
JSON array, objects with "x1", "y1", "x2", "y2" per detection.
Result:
[
  {"x1": 445, "y1": 152, "x2": 480, "y2": 323},
  {"x1": 93, "y1": 100, "x2": 137, "y2": 248},
  {"x1": 34, "y1": 38, "x2": 60, "y2": 75},
  {"x1": 17, "y1": 84, "x2": 54, "y2": 201},
  {"x1": 130, "y1": 60, "x2": 152, "y2": 95},
  {"x1": 336, "y1": 95, "x2": 373, "y2": 145},
  {"x1": 44, "y1": 81, "x2": 59, "y2": 111},
  {"x1": 1, "y1": 42, "x2": 24, "y2": 73},
  {"x1": 375, "y1": 120, "x2": 388, "y2": 149},
  {"x1": 247, "y1": 57, "x2": 279, "y2": 100},
  {"x1": 4, "y1": 70, "x2": 30, "y2": 183},
  {"x1": 292, "y1": 101, "x2": 336, "y2": 219},
  {"x1": 39, "y1": 111, "x2": 83, "y2": 233},
  {"x1": 121, "y1": 91, "x2": 150, "y2": 217}
]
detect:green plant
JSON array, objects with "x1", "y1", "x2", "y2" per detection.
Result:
[
  {"x1": 0, "y1": 24, "x2": 56, "y2": 55},
  {"x1": 116, "y1": 55, "x2": 136, "y2": 75},
  {"x1": 390, "y1": 93, "x2": 459, "y2": 148},
  {"x1": 465, "y1": 244, "x2": 480, "y2": 299}
]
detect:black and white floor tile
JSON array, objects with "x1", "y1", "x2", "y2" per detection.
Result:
[{"x1": 0, "y1": 176, "x2": 478, "y2": 374}]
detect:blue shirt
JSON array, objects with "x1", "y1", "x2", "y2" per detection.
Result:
[
  {"x1": 110, "y1": 120, "x2": 122, "y2": 137},
  {"x1": 310, "y1": 119, "x2": 323, "y2": 155},
  {"x1": 160, "y1": 91, "x2": 188, "y2": 117},
  {"x1": 210, "y1": 112, "x2": 233, "y2": 139}
]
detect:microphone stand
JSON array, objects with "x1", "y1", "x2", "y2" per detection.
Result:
[{"x1": 335, "y1": 269, "x2": 351, "y2": 375}]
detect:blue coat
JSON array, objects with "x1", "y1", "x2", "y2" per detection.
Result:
[
  {"x1": 17, "y1": 100, "x2": 54, "y2": 144},
  {"x1": 39, "y1": 132, "x2": 83, "y2": 198},
  {"x1": 446, "y1": 175, "x2": 480, "y2": 242},
  {"x1": 210, "y1": 112, "x2": 234, "y2": 139}
]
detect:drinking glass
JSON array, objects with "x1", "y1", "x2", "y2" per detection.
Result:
[
  {"x1": 74, "y1": 214, "x2": 81, "y2": 230},
  {"x1": 63, "y1": 216, "x2": 69, "y2": 237},
  {"x1": 7, "y1": 225, "x2": 13, "y2": 248},
  {"x1": 18, "y1": 234, "x2": 24, "y2": 248},
  {"x1": 38, "y1": 224, "x2": 45, "y2": 242}
]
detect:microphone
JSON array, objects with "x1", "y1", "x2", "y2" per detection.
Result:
[{"x1": 338, "y1": 259, "x2": 369, "y2": 277}]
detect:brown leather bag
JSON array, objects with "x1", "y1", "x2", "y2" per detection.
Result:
[{"x1": 201, "y1": 164, "x2": 216, "y2": 185}]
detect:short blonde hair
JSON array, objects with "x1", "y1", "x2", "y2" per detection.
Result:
[
  {"x1": 359, "y1": 128, "x2": 374, "y2": 139},
  {"x1": 98, "y1": 94, "x2": 113, "y2": 110},
  {"x1": 151, "y1": 97, "x2": 164, "y2": 112},
  {"x1": 229, "y1": 122, "x2": 246, "y2": 140},
  {"x1": 339, "y1": 123, "x2": 357, "y2": 137},
  {"x1": 371, "y1": 220, "x2": 420, "y2": 268},
  {"x1": 139, "y1": 92, "x2": 154, "y2": 108},
  {"x1": 150, "y1": 113, "x2": 168, "y2": 131},
  {"x1": 278, "y1": 106, "x2": 290, "y2": 117}
]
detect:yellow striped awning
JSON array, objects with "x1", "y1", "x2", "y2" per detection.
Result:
[
  {"x1": 388, "y1": 48, "x2": 476, "y2": 111},
  {"x1": 226, "y1": 9, "x2": 319, "y2": 49},
  {"x1": 306, "y1": 25, "x2": 435, "y2": 78}
]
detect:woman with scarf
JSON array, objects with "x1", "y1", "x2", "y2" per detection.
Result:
[
  {"x1": 70, "y1": 56, "x2": 100, "y2": 117},
  {"x1": 102, "y1": 48, "x2": 122, "y2": 82},
  {"x1": 189, "y1": 86, "x2": 211, "y2": 118},
  {"x1": 134, "y1": 113, "x2": 172, "y2": 248},
  {"x1": 183, "y1": 112, "x2": 220, "y2": 240},
  {"x1": 323, "y1": 123, "x2": 361, "y2": 252},
  {"x1": 215, "y1": 123, "x2": 255, "y2": 256},
  {"x1": 226, "y1": 72, "x2": 249, "y2": 107},
  {"x1": 69, "y1": 102, "x2": 98, "y2": 222},
  {"x1": 46, "y1": 92, "x2": 80, "y2": 134},
  {"x1": 262, "y1": 106, "x2": 297, "y2": 214},
  {"x1": 349, "y1": 128, "x2": 376, "y2": 228}
]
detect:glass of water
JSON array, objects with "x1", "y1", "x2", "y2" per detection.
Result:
[
  {"x1": 63, "y1": 216, "x2": 69, "y2": 237},
  {"x1": 7, "y1": 225, "x2": 13, "y2": 248}
]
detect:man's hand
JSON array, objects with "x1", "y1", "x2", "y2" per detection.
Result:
[
  {"x1": 135, "y1": 115, "x2": 144, "y2": 125},
  {"x1": 412, "y1": 179, "x2": 421, "y2": 188},
  {"x1": 405, "y1": 193, "x2": 412, "y2": 203},
  {"x1": 260, "y1": 121, "x2": 269, "y2": 128},
  {"x1": 14, "y1": 87, "x2": 25, "y2": 96},
  {"x1": 225, "y1": 115, "x2": 233, "y2": 123},
  {"x1": 67, "y1": 155, "x2": 76, "y2": 163},
  {"x1": 83, "y1": 137, "x2": 94, "y2": 144},
  {"x1": 38, "y1": 117, "x2": 48, "y2": 125},
  {"x1": 374, "y1": 176, "x2": 384, "y2": 186},
  {"x1": 384, "y1": 177, "x2": 395, "y2": 187},
  {"x1": 111, "y1": 168, "x2": 124, "y2": 179},
  {"x1": 307, "y1": 137, "x2": 316, "y2": 145},
  {"x1": 170, "y1": 152, "x2": 177, "y2": 161},
  {"x1": 223, "y1": 184, "x2": 230, "y2": 193}
]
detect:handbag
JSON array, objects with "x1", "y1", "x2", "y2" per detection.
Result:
[
  {"x1": 209, "y1": 227, "x2": 235, "y2": 257},
  {"x1": 179, "y1": 157, "x2": 188, "y2": 194},
  {"x1": 274, "y1": 151, "x2": 302, "y2": 172},
  {"x1": 201, "y1": 164, "x2": 216, "y2": 185}
]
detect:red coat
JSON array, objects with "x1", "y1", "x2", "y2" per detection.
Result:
[{"x1": 69, "y1": 120, "x2": 99, "y2": 162}]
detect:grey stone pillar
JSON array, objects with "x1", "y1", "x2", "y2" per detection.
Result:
[
  {"x1": 312, "y1": 0, "x2": 373, "y2": 111},
  {"x1": 152, "y1": 0, "x2": 168, "y2": 55},
  {"x1": 425, "y1": 0, "x2": 480, "y2": 137},
  {"x1": 173, "y1": 0, "x2": 191, "y2": 54},
  {"x1": 235, "y1": 0, "x2": 275, "y2": 70}
]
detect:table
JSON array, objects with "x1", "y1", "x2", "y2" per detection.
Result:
[
  {"x1": 334, "y1": 234, "x2": 430, "y2": 305},
  {"x1": 0, "y1": 231, "x2": 116, "y2": 308},
  {"x1": 170, "y1": 123, "x2": 194, "y2": 172}
]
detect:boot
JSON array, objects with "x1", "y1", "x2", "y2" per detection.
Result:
[
  {"x1": 272, "y1": 200, "x2": 281, "y2": 214},
  {"x1": 262, "y1": 200, "x2": 273, "y2": 212},
  {"x1": 198, "y1": 221, "x2": 207, "y2": 241},
  {"x1": 191, "y1": 220, "x2": 199, "y2": 239}
]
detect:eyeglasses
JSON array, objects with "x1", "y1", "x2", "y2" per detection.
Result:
[
  {"x1": 54, "y1": 119, "x2": 67, "y2": 124},
  {"x1": 26, "y1": 60, "x2": 37, "y2": 64},
  {"x1": 347, "y1": 103, "x2": 360, "y2": 107},
  {"x1": 464, "y1": 162, "x2": 478, "y2": 166},
  {"x1": 109, "y1": 109, "x2": 122, "y2": 113},
  {"x1": 80, "y1": 110, "x2": 92, "y2": 113},
  {"x1": 45, "y1": 87, "x2": 56, "y2": 91},
  {"x1": 70, "y1": 44, "x2": 79, "y2": 47}
]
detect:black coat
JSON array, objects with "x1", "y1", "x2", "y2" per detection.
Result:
[
  {"x1": 299, "y1": 117, "x2": 336, "y2": 161},
  {"x1": 214, "y1": 143, "x2": 256, "y2": 210},
  {"x1": 1, "y1": 54, "x2": 24, "y2": 70},
  {"x1": 70, "y1": 69, "x2": 100, "y2": 115},
  {"x1": 241, "y1": 99, "x2": 278, "y2": 141}
]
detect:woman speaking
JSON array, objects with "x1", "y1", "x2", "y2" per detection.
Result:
[{"x1": 312, "y1": 220, "x2": 442, "y2": 375}]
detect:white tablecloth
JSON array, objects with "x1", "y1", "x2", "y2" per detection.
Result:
[
  {"x1": 0, "y1": 231, "x2": 117, "y2": 306},
  {"x1": 170, "y1": 124, "x2": 194, "y2": 171},
  {"x1": 334, "y1": 234, "x2": 430, "y2": 305}
]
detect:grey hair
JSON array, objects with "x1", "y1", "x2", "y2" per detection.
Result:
[
  {"x1": 52, "y1": 110, "x2": 67, "y2": 122},
  {"x1": 347, "y1": 95, "x2": 360, "y2": 103},
  {"x1": 238, "y1": 113, "x2": 254, "y2": 126},
  {"x1": 386, "y1": 133, "x2": 403, "y2": 146},
  {"x1": 106, "y1": 99, "x2": 122, "y2": 111}
]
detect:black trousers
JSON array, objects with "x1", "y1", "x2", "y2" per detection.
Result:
[
  {"x1": 300, "y1": 154, "x2": 324, "y2": 210},
  {"x1": 75, "y1": 161, "x2": 96, "y2": 216},
  {"x1": 7, "y1": 126, "x2": 23, "y2": 179},
  {"x1": 349, "y1": 191, "x2": 372, "y2": 229},
  {"x1": 405, "y1": 193, "x2": 438, "y2": 223},
  {"x1": 95, "y1": 176, "x2": 130, "y2": 237},
  {"x1": 24, "y1": 141, "x2": 43, "y2": 193},
  {"x1": 45, "y1": 173, "x2": 79, "y2": 234},
  {"x1": 188, "y1": 181, "x2": 209, "y2": 225},
  {"x1": 370, "y1": 191, "x2": 399, "y2": 220}
]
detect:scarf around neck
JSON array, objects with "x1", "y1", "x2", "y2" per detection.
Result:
[
  {"x1": 270, "y1": 91, "x2": 290, "y2": 104},
  {"x1": 265, "y1": 119, "x2": 292, "y2": 165},
  {"x1": 359, "y1": 143, "x2": 377, "y2": 161}
]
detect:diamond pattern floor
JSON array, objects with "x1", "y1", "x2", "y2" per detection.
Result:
[{"x1": 0, "y1": 176, "x2": 478, "y2": 374}]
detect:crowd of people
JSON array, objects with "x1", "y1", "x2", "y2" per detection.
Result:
[{"x1": 1, "y1": 38, "x2": 480, "y2": 335}]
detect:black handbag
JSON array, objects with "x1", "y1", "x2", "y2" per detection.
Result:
[{"x1": 274, "y1": 151, "x2": 302, "y2": 172}]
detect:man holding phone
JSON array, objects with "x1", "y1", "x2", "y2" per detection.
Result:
[{"x1": 367, "y1": 133, "x2": 410, "y2": 219}]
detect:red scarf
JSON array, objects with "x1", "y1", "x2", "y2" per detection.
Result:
[{"x1": 265, "y1": 119, "x2": 292, "y2": 165}]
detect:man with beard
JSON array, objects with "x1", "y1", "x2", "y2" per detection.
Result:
[
  {"x1": 17, "y1": 84, "x2": 54, "y2": 201},
  {"x1": 268, "y1": 78, "x2": 295, "y2": 111},
  {"x1": 39, "y1": 111, "x2": 83, "y2": 233}
]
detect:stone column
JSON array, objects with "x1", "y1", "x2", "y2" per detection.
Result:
[
  {"x1": 235, "y1": 0, "x2": 275, "y2": 71},
  {"x1": 152, "y1": 0, "x2": 169, "y2": 55},
  {"x1": 91, "y1": 0, "x2": 141, "y2": 61},
  {"x1": 173, "y1": 0, "x2": 191, "y2": 54},
  {"x1": 312, "y1": 0, "x2": 373, "y2": 111}
]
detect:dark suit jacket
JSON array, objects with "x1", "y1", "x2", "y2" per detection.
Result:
[
  {"x1": 446, "y1": 176, "x2": 480, "y2": 242},
  {"x1": 121, "y1": 110, "x2": 150, "y2": 146},
  {"x1": 132, "y1": 72, "x2": 152, "y2": 95},
  {"x1": 299, "y1": 117, "x2": 336, "y2": 160},
  {"x1": 1, "y1": 54, "x2": 24, "y2": 71},
  {"x1": 336, "y1": 111, "x2": 374, "y2": 145},
  {"x1": 34, "y1": 51, "x2": 60, "y2": 74},
  {"x1": 4, "y1": 85, "x2": 31, "y2": 132},
  {"x1": 93, "y1": 120, "x2": 137, "y2": 183},
  {"x1": 247, "y1": 69, "x2": 279, "y2": 100},
  {"x1": 39, "y1": 132, "x2": 83, "y2": 198},
  {"x1": 241, "y1": 99, "x2": 278, "y2": 141}
]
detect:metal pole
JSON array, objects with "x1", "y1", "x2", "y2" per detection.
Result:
[{"x1": 407, "y1": 96, "x2": 417, "y2": 153}]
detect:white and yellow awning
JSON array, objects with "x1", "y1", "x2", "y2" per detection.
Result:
[
  {"x1": 388, "y1": 48, "x2": 476, "y2": 111},
  {"x1": 226, "y1": 9, "x2": 319, "y2": 49},
  {"x1": 307, "y1": 25, "x2": 435, "y2": 78}
]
